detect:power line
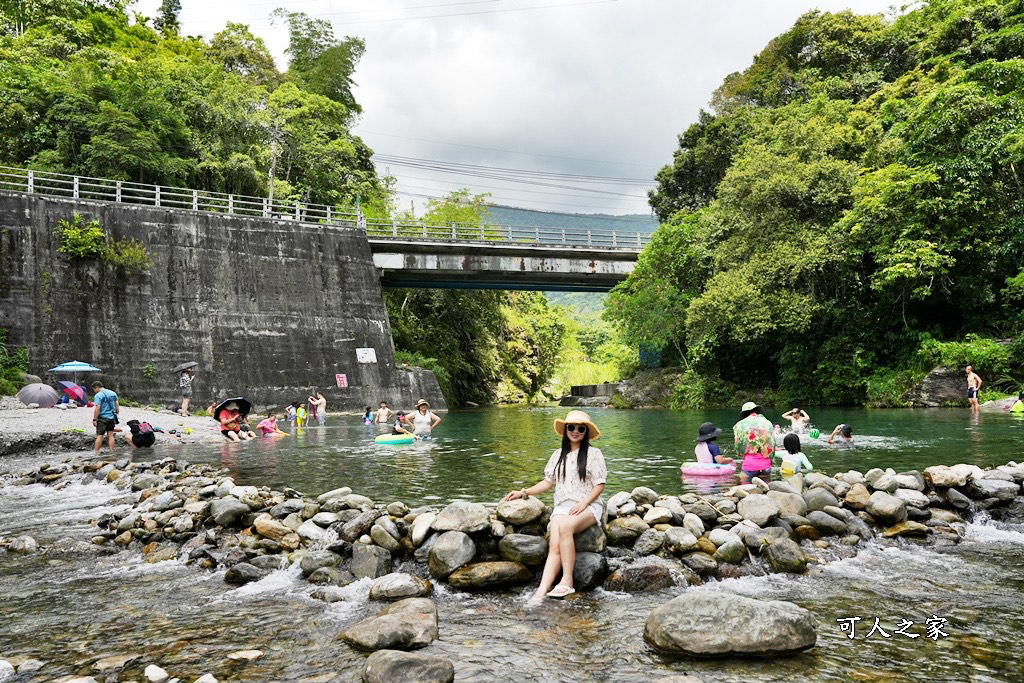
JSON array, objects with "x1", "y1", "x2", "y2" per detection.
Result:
[
  {"x1": 396, "y1": 173, "x2": 650, "y2": 200},
  {"x1": 373, "y1": 153, "x2": 654, "y2": 184},
  {"x1": 392, "y1": 188, "x2": 642, "y2": 211},
  {"x1": 356, "y1": 129, "x2": 658, "y2": 169}
]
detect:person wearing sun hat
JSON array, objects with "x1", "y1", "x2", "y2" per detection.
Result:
[
  {"x1": 694, "y1": 421, "x2": 734, "y2": 465},
  {"x1": 409, "y1": 398, "x2": 441, "y2": 438},
  {"x1": 733, "y1": 401, "x2": 775, "y2": 482},
  {"x1": 504, "y1": 409, "x2": 607, "y2": 601}
]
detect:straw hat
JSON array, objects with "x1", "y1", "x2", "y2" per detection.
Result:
[
  {"x1": 554, "y1": 410, "x2": 601, "y2": 440},
  {"x1": 415, "y1": 399, "x2": 429, "y2": 408}
]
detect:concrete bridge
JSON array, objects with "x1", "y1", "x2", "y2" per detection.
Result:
[{"x1": 0, "y1": 167, "x2": 649, "y2": 292}]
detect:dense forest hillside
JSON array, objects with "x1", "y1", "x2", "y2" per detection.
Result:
[{"x1": 609, "y1": 0, "x2": 1024, "y2": 407}]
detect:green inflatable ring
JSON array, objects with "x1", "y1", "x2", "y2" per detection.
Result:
[{"x1": 375, "y1": 433, "x2": 415, "y2": 445}]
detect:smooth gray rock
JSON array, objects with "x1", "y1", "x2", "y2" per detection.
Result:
[
  {"x1": 631, "y1": 486, "x2": 659, "y2": 505},
  {"x1": 867, "y1": 491, "x2": 907, "y2": 525},
  {"x1": 766, "y1": 491, "x2": 806, "y2": 517},
  {"x1": 498, "y1": 534, "x2": 548, "y2": 566},
  {"x1": 762, "y1": 538, "x2": 807, "y2": 574},
  {"x1": 210, "y1": 498, "x2": 250, "y2": 526},
  {"x1": 269, "y1": 499, "x2": 306, "y2": 518},
  {"x1": 411, "y1": 512, "x2": 437, "y2": 547},
  {"x1": 573, "y1": 525, "x2": 607, "y2": 553},
  {"x1": 712, "y1": 539, "x2": 746, "y2": 565},
  {"x1": 340, "y1": 510, "x2": 383, "y2": 542},
  {"x1": 300, "y1": 550, "x2": 342, "y2": 578},
  {"x1": 362, "y1": 649, "x2": 454, "y2": 683},
  {"x1": 606, "y1": 516, "x2": 649, "y2": 545},
  {"x1": 339, "y1": 598, "x2": 438, "y2": 651},
  {"x1": 737, "y1": 494, "x2": 780, "y2": 526},
  {"x1": 369, "y1": 573, "x2": 434, "y2": 601},
  {"x1": 806, "y1": 511, "x2": 848, "y2": 536},
  {"x1": 428, "y1": 531, "x2": 476, "y2": 578},
  {"x1": 664, "y1": 527, "x2": 699, "y2": 554},
  {"x1": 644, "y1": 592, "x2": 816, "y2": 656},
  {"x1": 224, "y1": 562, "x2": 267, "y2": 586},
  {"x1": 605, "y1": 563, "x2": 676, "y2": 592},
  {"x1": 893, "y1": 488, "x2": 930, "y2": 509},
  {"x1": 432, "y1": 502, "x2": 489, "y2": 533},
  {"x1": 496, "y1": 497, "x2": 545, "y2": 525},
  {"x1": 308, "y1": 567, "x2": 356, "y2": 586},
  {"x1": 633, "y1": 528, "x2": 666, "y2": 556},
  {"x1": 370, "y1": 525, "x2": 403, "y2": 554},
  {"x1": 572, "y1": 552, "x2": 608, "y2": 590},
  {"x1": 966, "y1": 477, "x2": 1019, "y2": 502},
  {"x1": 351, "y1": 544, "x2": 393, "y2": 580},
  {"x1": 802, "y1": 488, "x2": 839, "y2": 513}
]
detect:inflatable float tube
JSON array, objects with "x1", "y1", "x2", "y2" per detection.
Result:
[
  {"x1": 375, "y1": 433, "x2": 415, "y2": 445},
  {"x1": 680, "y1": 462, "x2": 737, "y2": 477}
]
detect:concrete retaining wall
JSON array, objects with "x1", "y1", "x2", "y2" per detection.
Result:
[{"x1": 0, "y1": 192, "x2": 445, "y2": 411}]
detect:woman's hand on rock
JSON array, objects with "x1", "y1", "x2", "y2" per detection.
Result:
[{"x1": 504, "y1": 490, "x2": 523, "y2": 501}]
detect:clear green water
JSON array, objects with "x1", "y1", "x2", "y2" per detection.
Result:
[
  {"x1": 2, "y1": 406, "x2": 1024, "y2": 681},
  {"x1": 167, "y1": 405, "x2": 1024, "y2": 504}
]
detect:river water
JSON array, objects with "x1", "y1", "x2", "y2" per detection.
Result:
[{"x1": 2, "y1": 406, "x2": 1023, "y2": 681}]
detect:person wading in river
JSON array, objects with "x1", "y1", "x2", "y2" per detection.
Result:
[
  {"x1": 966, "y1": 366, "x2": 983, "y2": 415},
  {"x1": 733, "y1": 401, "x2": 775, "y2": 483},
  {"x1": 504, "y1": 410, "x2": 606, "y2": 601}
]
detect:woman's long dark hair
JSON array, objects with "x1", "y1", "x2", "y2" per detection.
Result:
[{"x1": 556, "y1": 430, "x2": 590, "y2": 482}]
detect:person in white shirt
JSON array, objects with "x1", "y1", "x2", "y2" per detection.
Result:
[
  {"x1": 504, "y1": 410, "x2": 606, "y2": 602},
  {"x1": 409, "y1": 398, "x2": 441, "y2": 437}
]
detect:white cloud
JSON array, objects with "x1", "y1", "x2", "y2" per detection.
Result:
[{"x1": 137, "y1": 0, "x2": 897, "y2": 215}]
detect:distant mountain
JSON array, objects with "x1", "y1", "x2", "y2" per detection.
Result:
[
  {"x1": 545, "y1": 292, "x2": 607, "y2": 319},
  {"x1": 485, "y1": 205, "x2": 658, "y2": 235}
]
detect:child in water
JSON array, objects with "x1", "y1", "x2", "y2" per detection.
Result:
[
  {"x1": 363, "y1": 406, "x2": 374, "y2": 425},
  {"x1": 286, "y1": 403, "x2": 297, "y2": 427},
  {"x1": 779, "y1": 433, "x2": 813, "y2": 475},
  {"x1": 391, "y1": 411, "x2": 419, "y2": 439},
  {"x1": 296, "y1": 402, "x2": 307, "y2": 427},
  {"x1": 828, "y1": 423, "x2": 853, "y2": 445},
  {"x1": 693, "y1": 422, "x2": 734, "y2": 465}
]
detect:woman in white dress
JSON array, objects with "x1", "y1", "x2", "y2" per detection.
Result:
[{"x1": 504, "y1": 410, "x2": 606, "y2": 600}]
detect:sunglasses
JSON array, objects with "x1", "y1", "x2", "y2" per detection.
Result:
[{"x1": 565, "y1": 424, "x2": 587, "y2": 434}]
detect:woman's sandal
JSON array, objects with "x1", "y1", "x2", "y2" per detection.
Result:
[{"x1": 546, "y1": 585, "x2": 575, "y2": 599}]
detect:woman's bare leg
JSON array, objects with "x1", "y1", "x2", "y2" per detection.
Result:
[
  {"x1": 554, "y1": 513, "x2": 597, "y2": 591},
  {"x1": 533, "y1": 519, "x2": 565, "y2": 600}
]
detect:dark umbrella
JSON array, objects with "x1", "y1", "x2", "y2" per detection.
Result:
[
  {"x1": 171, "y1": 361, "x2": 198, "y2": 373},
  {"x1": 16, "y1": 383, "x2": 59, "y2": 408},
  {"x1": 214, "y1": 397, "x2": 251, "y2": 422},
  {"x1": 58, "y1": 380, "x2": 85, "y2": 403}
]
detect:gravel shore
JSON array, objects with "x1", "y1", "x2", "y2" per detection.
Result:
[{"x1": 0, "y1": 396, "x2": 225, "y2": 456}]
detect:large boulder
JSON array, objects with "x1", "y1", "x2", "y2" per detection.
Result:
[
  {"x1": 606, "y1": 516, "x2": 649, "y2": 545},
  {"x1": 737, "y1": 494, "x2": 780, "y2": 527},
  {"x1": 965, "y1": 477, "x2": 1019, "y2": 502},
  {"x1": 806, "y1": 511, "x2": 848, "y2": 536},
  {"x1": 498, "y1": 534, "x2": 548, "y2": 567},
  {"x1": 224, "y1": 562, "x2": 267, "y2": 586},
  {"x1": 209, "y1": 498, "x2": 249, "y2": 527},
  {"x1": 866, "y1": 491, "x2": 907, "y2": 525},
  {"x1": 447, "y1": 561, "x2": 533, "y2": 590},
  {"x1": 572, "y1": 552, "x2": 608, "y2": 590},
  {"x1": 902, "y1": 366, "x2": 967, "y2": 407},
  {"x1": 605, "y1": 563, "x2": 675, "y2": 592},
  {"x1": 762, "y1": 538, "x2": 807, "y2": 574},
  {"x1": 644, "y1": 592, "x2": 817, "y2": 656},
  {"x1": 923, "y1": 465, "x2": 974, "y2": 488},
  {"x1": 843, "y1": 483, "x2": 871, "y2": 510},
  {"x1": 339, "y1": 598, "x2": 438, "y2": 651},
  {"x1": 432, "y1": 502, "x2": 489, "y2": 533},
  {"x1": 428, "y1": 531, "x2": 476, "y2": 578},
  {"x1": 351, "y1": 544, "x2": 393, "y2": 580},
  {"x1": 496, "y1": 497, "x2": 544, "y2": 525},
  {"x1": 766, "y1": 491, "x2": 806, "y2": 518},
  {"x1": 802, "y1": 488, "x2": 839, "y2": 513},
  {"x1": 893, "y1": 488, "x2": 930, "y2": 509},
  {"x1": 369, "y1": 573, "x2": 434, "y2": 601},
  {"x1": 573, "y1": 525, "x2": 607, "y2": 553},
  {"x1": 633, "y1": 529, "x2": 667, "y2": 556},
  {"x1": 362, "y1": 650, "x2": 454, "y2": 683}
]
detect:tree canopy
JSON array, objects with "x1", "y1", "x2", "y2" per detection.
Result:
[{"x1": 616, "y1": 0, "x2": 1024, "y2": 406}]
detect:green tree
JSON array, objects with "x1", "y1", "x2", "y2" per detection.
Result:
[{"x1": 153, "y1": 0, "x2": 179, "y2": 35}]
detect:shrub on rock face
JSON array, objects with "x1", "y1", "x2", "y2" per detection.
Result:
[{"x1": 644, "y1": 592, "x2": 816, "y2": 656}]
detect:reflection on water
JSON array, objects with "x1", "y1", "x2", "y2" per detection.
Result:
[{"x1": 145, "y1": 405, "x2": 1024, "y2": 505}]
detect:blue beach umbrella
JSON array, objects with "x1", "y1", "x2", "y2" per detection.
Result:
[{"x1": 50, "y1": 360, "x2": 102, "y2": 387}]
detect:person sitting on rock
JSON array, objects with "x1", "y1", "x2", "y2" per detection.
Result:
[
  {"x1": 504, "y1": 410, "x2": 606, "y2": 601},
  {"x1": 827, "y1": 423, "x2": 854, "y2": 445}
]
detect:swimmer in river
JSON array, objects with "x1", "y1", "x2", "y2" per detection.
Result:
[
  {"x1": 827, "y1": 423, "x2": 853, "y2": 445},
  {"x1": 781, "y1": 408, "x2": 811, "y2": 433},
  {"x1": 966, "y1": 366, "x2": 982, "y2": 415}
]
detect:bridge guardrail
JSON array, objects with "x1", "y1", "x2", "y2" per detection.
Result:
[{"x1": 0, "y1": 166, "x2": 651, "y2": 250}]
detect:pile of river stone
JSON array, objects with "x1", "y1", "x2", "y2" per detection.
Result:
[{"x1": 4, "y1": 456, "x2": 1024, "y2": 664}]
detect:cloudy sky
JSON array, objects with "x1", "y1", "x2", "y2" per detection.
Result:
[{"x1": 138, "y1": 0, "x2": 896, "y2": 216}]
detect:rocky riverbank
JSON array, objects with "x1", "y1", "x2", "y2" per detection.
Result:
[{"x1": 3, "y1": 455, "x2": 1024, "y2": 678}]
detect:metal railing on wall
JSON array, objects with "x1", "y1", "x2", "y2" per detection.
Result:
[{"x1": 0, "y1": 166, "x2": 651, "y2": 250}]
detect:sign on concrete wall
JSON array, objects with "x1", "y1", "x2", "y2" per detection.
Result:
[
  {"x1": 356, "y1": 348, "x2": 377, "y2": 364},
  {"x1": 335, "y1": 374, "x2": 348, "y2": 388}
]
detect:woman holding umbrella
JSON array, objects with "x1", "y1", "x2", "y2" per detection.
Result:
[
  {"x1": 215, "y1": 397, "x2": 253, "y2": 443},
  {"x1": 173, "y1": 362, "x2": 198, "y2": 416}
]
